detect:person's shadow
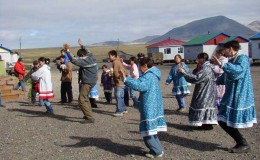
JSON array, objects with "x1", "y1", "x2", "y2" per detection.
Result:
[
  {"x1": 8, "y1": 108, "x2": 82, "y2": 123},
  {"x1": 159, "y1": 132, "x2": 226, "y2": 151},
  {"x1": 61, "y1": 136, "x2": 144, "y2": 157}
]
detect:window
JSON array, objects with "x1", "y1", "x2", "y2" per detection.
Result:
[
  {"x1": 164, "y1": 48, "x2": 171, "y2": 54},
  {"x1": 178, "y1": 47, "x2": 183, "y2": 53},
  {"x1": 258, "y1": 43, "x2": 260, "y2": 49}
]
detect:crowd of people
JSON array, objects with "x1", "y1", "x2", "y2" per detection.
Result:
[{"x1": 0, "y1": 40, "x2": 257, "y2": 158}]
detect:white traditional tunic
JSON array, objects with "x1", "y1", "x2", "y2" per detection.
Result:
[{"x1": 31, "y1": 64, "x2": 54, "y2": 99}]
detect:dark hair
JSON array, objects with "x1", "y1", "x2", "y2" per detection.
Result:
[
  {"x1": 102, "y1": 65, "x2": 107, "y2": 69},
  {"x1": 77, "y1": 49, "x2": 88, "y2": 57},
  {"x1": 18, "y1": 57, "x2": 23, "y2": 62},
  {"x1": 216, "y1": 48, "x2": 224, "y2": 56},
  {"x1": 139, "y1": 57, "x2": 153, "y2": 68},
  {"x1": 129, "y1": 56, "x2": 136, "y2": 62},
  {"x1": 174, "y1": 54, "x2": 182, "y2": 60},
  {"x1": 38, "y1": 57, "x2": 50, "y2": 64},
  {"x1": 108, "y1": 50, "x2": 117, "y2": 57},
  {"x1": 60, "y1": 49, "x2": 66, "y2": 53},
  {"x1": 223, "y1": 40, "x2": 240, "y2": 51},
  {"x1": 60, "y1": 55, "x2": 66, "y2": 59},
  {"x1": 137, "y1": 52, "x2": 145, "y2": 58},
  {"x1": 197, "y1": 52, "x2": 209, "y2": 61}
]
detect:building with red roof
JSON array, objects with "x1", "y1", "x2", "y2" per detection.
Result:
[{"x1": 146, "y1": 38, "x2": 185, "y2": 61}]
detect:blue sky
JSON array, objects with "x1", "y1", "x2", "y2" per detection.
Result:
[{"x1": 0, "y1": 0, "x2": 259, "y2": 49}]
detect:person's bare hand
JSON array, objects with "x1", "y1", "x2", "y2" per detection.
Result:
[
  {"x1": 212, "y1": 55, "x2": 221, "y2": 66},
  {"x1": 78, "y1": 38, "x2": 83, "y2": 46},
  {"x1": 120, "y1": 58, "x2": 123, "y2": 63},
  {"x1": 63, "y1": 43, "x2": 70, "y2": 52},
  {"x1": 179, "y1": 66, "x2": 185, "y2": 73}
]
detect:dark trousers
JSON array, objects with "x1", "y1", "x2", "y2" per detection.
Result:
[
  {"x1": 104, "y1": 92, "x2": 112, "y2": 103},
  {"x1": 61, "y1": 82, "x2": 73, "y2": 102},
  {"x1": 89, "y1": 98, "x2": 97, "y2": 108},
  {"x1": 31, "y1": 84, "x2": 36, "y2": 102},
  {"x1": 218, "y1": 121, "x2": 245, "y2": 145},
  {"x1": 124, "y1": 87, "x2": 129, "y2": 106}
]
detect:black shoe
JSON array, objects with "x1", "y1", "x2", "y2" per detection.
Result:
[
  {"x1": 45, "y1": 111, "x2": 54, "y2": 115},
  {"x1": 230, "y1": 144, "x2": 250, "y2": 153},
  {"x1": 81, "y1": 119, "x2": 95, "y2": 124}
]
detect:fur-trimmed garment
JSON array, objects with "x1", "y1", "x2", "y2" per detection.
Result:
[
  {"x1": 124, "y1": 67, "x2": 167, "y2": 137},
  {"x1": 183, "y1": 61, "x2": 218, "y2": 126},
  {"x1": 217, "y1": 55, "x2": 257, "y2": 128},
  {"x1": 31, "y1": 64, "x2": 54, "y2": 99}
]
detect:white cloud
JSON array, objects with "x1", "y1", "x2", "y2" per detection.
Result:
[{"x1": 0, "y1": 0, "x2": 259, "y2": 49}]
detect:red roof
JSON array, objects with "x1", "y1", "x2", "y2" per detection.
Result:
[{"x1": 146, "y1": 38, "x2": 185, "y2": 48}]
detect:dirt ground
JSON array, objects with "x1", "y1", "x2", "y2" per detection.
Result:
[{"x1": 0, "y1": 63, "x2": 259, "y2": 160}]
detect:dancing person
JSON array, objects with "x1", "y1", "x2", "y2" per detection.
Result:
[
  {"x1": 108, "y1": 50, "x2": 128, "y2": 117},
  {"x1": 121, "y1": 57, "x2": 167, "y2": 158},
  {"x1": 24, "y1": 60, "x2": 40, "y2": 104},
  {"x1": 122, "y1": 57, "x2": 139, "y2": 107},
  {"x1": 31, "y1": 57, "x2": 54, "y2": 114},
  {"x1": 180, "y1": 52, "x2": 218, "y2": 130},
  {"x1": 59, "y1": 55, "x2": 73, "y2": 103},
  {"x1": 66, "y1": 39, "x2": 97, "y2": 123},
  {"x1": 212, "y1": 49, "x2": 228, "y2": 107},
  {"x1": 213, "y1": 40, "x2": 257, "y2": 153},
  {"x1": 166, "y1": 54, "x2": 190, "y2": 112}
]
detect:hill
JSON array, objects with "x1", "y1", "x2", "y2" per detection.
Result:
[
  {"x1": 148, "y1": 15, "x2": 256, "y2": 43},
  {"x1": 131, "y1": 35, "x2": 160, "y2": 44},
  {"x1": 248, "y1": 20, "x2": 260, "y2": 32}
]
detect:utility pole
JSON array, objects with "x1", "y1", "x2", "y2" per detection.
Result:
[
  {"x1": 19, "y1": 37, "x2": 22, "y2": 57},
  {"x1": 117, "y1": 38, "x2": 119, "y2": 51}
]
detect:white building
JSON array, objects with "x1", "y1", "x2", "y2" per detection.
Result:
[
  {"x1": 0, "y1": 45, "x2": 19, "y2": 68},
  {"x1": 146, "y1": 38, "x2": 185, "y2": 61},
  {"x1": 250, "y1": 32, "x2": 260, "y2": 61}
]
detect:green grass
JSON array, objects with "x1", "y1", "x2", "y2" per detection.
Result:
[{"x1": 14, "y1": 44, "x2": 148, "y2": 63}]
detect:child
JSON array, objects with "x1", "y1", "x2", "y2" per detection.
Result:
[
  {"x1": 89, "y1": 66, "x2": 99, "y2": 108},
  {"x1": 59, "y1": 55, "x2": 73, "y2": 103},
  {"x1": 101, "y1": 65, "x2": 113, "y2": 103},
  {"x1": 122, "y1": 57, "x2": 139, "y2": 107},
  {"x1": 180, "y1": 53, "x2": 218, "y2": 130},
  {"x1": 121, "y1": 57, "x2": 167, "y2": 158},
  {"x1": 166, "y1": 54, "x2": 190, "y2": 112},
  {"x1": 24, "y1": 60, "x2": 40, "y2": 104},
  {"x1": 212, "y1": 49, "x2": 228, "y2": 107},
  {"x1": 31, "y1": 57, "x2": 54, "y2": 114}
]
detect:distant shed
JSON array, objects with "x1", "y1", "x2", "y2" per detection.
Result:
[
  {"x1": 183, "y1": 33, "x2": 229, "y2": 61},
  {"x1": 249, "y1": 32, "x2": 260, "y2": 61},
  {"x1": 146, "y1": 38, "x2": 185, "y2": 61},
  {"x1": 0, "y1": 44, "x2": 18, "y2": 68}
]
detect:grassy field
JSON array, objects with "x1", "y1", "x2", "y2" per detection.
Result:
[{"x1": 15, "y1": 44, "x2": 148, "y2": 63}]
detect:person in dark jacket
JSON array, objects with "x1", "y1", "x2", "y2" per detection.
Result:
[{"x1": 66, "y1": 39, "x2": 97, "y2": 123}]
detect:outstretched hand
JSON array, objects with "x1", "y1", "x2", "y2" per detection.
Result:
[
  {"x1": 212, "y1": 55, "x2": 221, "y2": 66},
  {"x1": 78, "y1": 38, "x2": 83, "y2": 46},
  {"x1": 63, "y1": 43, "x2": 70, "y2": 52},
  {"x1": 179, "y1": 66, "x2": 185, "y2": 73}
]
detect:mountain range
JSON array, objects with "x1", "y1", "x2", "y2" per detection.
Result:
[{"x1": 91, "y1": 15, "x2": 258, "y2": 46}]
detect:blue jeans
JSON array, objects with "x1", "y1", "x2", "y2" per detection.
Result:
[
  {"x1": 39, "y1": 99, "x2": 44, "y2": 106},
  {"x1": 15, "y1": 78, "x2": 26, "y2": 91},
  {"x1": 114, "y1": 86, "x2": 126, "y2": 113},
  {"x1": 42, "y1": 99, "x2": 53, "y2": 113},
  {"x1": 0, "y1": 94, "x2": 2, "y2": 106},
  {"x1": 143, "y1": 135, "x2": 163, "y2": 156},
  {"x1": 176, "y1": 94, "x2": 186, "y2": 109},
  {"x1": 129, "y1": 88, "x2": 138, "y2": 107}
]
